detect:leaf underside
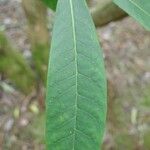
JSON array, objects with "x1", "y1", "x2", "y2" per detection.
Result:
[
  {"x1": 46, "y1": 0, "x2": 107, "y2": 149},
  {"x1": 114, "y1": 0, "x2": 150, "y2": 31}
]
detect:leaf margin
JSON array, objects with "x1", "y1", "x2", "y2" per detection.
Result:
[{"x1": 113, "y1": 0, "x2": 150, "y2": 31}]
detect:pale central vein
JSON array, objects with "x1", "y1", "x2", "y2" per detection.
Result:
[{"x1": 69, "y1": 0, "x2": 78, "y2": 149}]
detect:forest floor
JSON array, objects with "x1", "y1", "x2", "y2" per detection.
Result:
[{"x1": 0, "y1": 0, "x2": 150, "y2": 150}]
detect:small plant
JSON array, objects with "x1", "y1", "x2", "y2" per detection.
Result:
[{"x1": 43, "y1": 0, "x2": 150, "y2": 149}]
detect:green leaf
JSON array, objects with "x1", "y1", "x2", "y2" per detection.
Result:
[
  {"x1": 46, "y1": 0, "x2": 107, "y2": 149},
  {"x1": 42, "y1": 0, "x2": 58, "y2": 10},
  {"x1": 114, "y1": 0, "x2": 150, "y2": 31}
]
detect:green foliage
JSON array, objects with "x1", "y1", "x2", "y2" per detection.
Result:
[
  {"x1": 141, "y1": 87, "x2": 150, "y2": 107},
  {"x1": 42, "y1": 0, "x2": 90, "y2": 10},
  {"x1": 46, "y1": 0, "x2": 107, "y2": 149},
  {"x1": 114, "y1": 0, "x2": 150, "y2": 31},
  {"x1": 144, "y1": 130, "x2": 150, "y2": 149},
  {"x1": 0, "y1": 32, "x2": 35, "y2": 93},
  {"x1": 42, "y1": 0, "x2": 58, "y2": 10},
  {"x1": 115, "y1": 133, "x2": 135, "y2": 150},
  {"x1": 32, "y1": 44, "x2": 49, "y2": 83}
]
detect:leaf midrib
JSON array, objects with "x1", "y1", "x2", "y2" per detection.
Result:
[{"x1": 69, "y1": 0, "x2": 78, "y2": 149}]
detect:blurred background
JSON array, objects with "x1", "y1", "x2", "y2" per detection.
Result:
[{"x1": 0, "y1": 0, "x2": 150, "y2": 149}]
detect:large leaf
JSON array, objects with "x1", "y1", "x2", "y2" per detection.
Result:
[
  {"x1": 42, "y1": 0, "x2": 58, "y2": 10},
  {"x1": 46, "y1": 0, "x2": 107, "y2": 149},
  {"x1": 114, "y1": 0, "x2": 150, "y2": 31}
]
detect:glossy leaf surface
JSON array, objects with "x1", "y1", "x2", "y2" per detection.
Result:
[
  {"x1": 46, "y1": 0, "x2": 107, "y2": 149},
  {"x1": 114, "y1": 0, "x2": 150, "y2": 30}
]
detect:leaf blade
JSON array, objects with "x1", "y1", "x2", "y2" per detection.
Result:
[
  {"x1": 46, "y1": 0, "x2": 107, "y2": 149},
  {"x1": 114, "y1": 0, "x2": 150, "y2": 30}
]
